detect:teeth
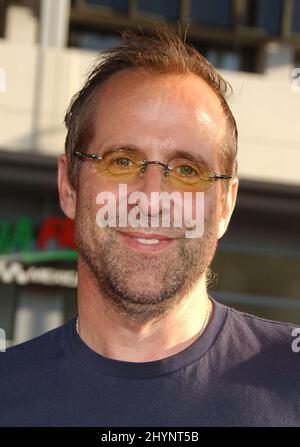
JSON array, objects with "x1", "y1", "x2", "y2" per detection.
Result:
[{"x1": 133, "y1": 238, "x2": 160, "y2": 245}]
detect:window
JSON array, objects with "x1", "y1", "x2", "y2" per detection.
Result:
[
  {"x1": 69, "y1": 27, "x2": 122, "y2": 50},
  {"x1": 206, "y1": 48, "x2": 241, "y2": 71},
  {"x1": 137, "y1": 0, "x2": 179, "y2": 20},
  {"x1": 292, "y1": 0, "x2": 300, "y2": 33},
  {"x1": 85, "y1": 0, "x2": 128, "y2": 13},
  {"x1": 255, "y1": 0, "x2": 283, "y2": 34},
  {"x1": 190, "y1": 39, "x2": 257, "y2": 72},
  {"x1": 211, "y1": 249, "x2": 300, "y2": 324},
  {"x1": 0, "y1": 283, "x2": 17, "y2": 345},
  {"x1": 190, "y1": 0, "x2": 233, "y2": 27}
]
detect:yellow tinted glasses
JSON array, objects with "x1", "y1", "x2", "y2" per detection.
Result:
[{"x1": 74, "y1": 149, "x2": 232, "y2": 192}]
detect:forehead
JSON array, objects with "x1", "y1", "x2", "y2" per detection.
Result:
[{"x1": 90, "y1": 70, "x2": 227, "y2": 165}]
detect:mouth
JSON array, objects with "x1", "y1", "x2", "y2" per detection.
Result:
[{"x1": 116, "y1": 230, "x2": 177, "y2": 254}]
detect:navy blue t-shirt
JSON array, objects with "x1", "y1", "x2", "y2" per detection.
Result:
[{"x1": 0, "y1": 298, "x2": 299, "y2": 427}]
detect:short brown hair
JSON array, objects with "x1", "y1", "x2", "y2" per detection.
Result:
[{"x1": 64, "y1": 24, "x2": 238, "y2": 187}]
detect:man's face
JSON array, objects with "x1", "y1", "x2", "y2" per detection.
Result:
[{"x1": 64, "y1": 71, "x2": 237, "y2": 323}]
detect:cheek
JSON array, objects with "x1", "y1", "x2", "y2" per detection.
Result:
[
  {"x1": 184, "y1": 191, "x2": 214, "y2": 222},
  {"x1": 203, "y1": 189, "x2": 219, "y2": 225}
]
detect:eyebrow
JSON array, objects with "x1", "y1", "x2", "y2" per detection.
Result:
[{"x1": 99, "y1": 145, "x2": 214, "y2": 171}]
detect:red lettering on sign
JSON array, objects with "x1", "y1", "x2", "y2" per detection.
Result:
[{"x1": 37, "y1": 217, "x2": 76, "y2": 250}]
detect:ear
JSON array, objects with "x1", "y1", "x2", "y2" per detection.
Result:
[
  {"x1": 57, "y1": 155, "x2": 76, "y2": 220},
  {"x1": 217, "y1": 177, "x2": 239, "y2": 239}
]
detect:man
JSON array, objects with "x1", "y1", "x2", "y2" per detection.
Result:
[{"x1": 0, "y1": 26, "x2": 299, "y2": 427}]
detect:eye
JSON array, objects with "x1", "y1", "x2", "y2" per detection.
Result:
[
  {"x1": 114, "y1": 158, "x2": 134, "y2": 168},
  {"x1": 176, "y1": 165, "x2": 197, "y2": 176}
]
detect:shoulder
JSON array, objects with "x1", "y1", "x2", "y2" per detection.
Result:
[
  {"x1": 0, "y1": 318, "x2": 75, "y2": 379},
  {"x1": 216, "y1": 302, "x2": 300, "y2": 386},
  {"x1": 226, "y1": 305, "x2": 298, "y2": 345}
]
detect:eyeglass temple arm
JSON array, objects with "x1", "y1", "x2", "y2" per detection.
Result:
[
  {"x1": 209, "y1": 174, "x2": 232, "y2": 180},
  {"x1": 74, "y1": 151, "x2": 102, "y2": 161}
]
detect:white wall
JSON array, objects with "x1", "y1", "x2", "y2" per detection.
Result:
[
  {"x1": 225, "y1": 68, "x2": 300, "y2": 184},
  {"x1": 0, "y1": 39, "x2": 95, "y2": 154}
]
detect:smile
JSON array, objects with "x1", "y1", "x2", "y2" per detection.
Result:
[
  {"x1": 117, "y1": 231, "x2": 175, "y2": 253},
  {"x1": 133, "y1": 238, "x2": 160, "y2": 245}
]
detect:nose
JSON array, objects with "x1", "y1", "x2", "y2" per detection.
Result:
[{"x1": 134, "y1": 163, "x2": 169, "y2": 219}]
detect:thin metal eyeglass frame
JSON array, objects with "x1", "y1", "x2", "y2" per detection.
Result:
[{"x1": 74, "y1": 151, "x2": 232, "y2": 181}]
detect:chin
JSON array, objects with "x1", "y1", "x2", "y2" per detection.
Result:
[{"x1": 126, "y1": 285, "x2": 164, "y2": 301}]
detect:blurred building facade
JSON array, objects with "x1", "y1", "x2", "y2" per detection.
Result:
[{"x1": 0, "y1": 0, "x2": 299, "y2": 347}]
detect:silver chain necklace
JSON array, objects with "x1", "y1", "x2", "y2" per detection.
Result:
[{"x1": 75, "y1": 299, "x2": 212, "y2": 338}]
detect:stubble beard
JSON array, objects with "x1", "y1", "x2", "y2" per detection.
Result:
[{"x1": 74, "y1": 203, "x2": 219, "y2": 324}]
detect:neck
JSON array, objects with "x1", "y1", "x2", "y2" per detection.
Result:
[{"x1": 76, "y1": 261, "x2": 213, "y2": 363}]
